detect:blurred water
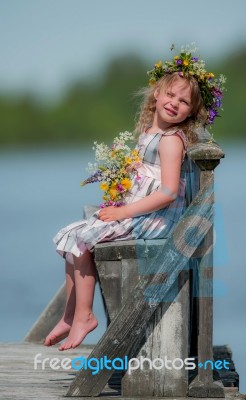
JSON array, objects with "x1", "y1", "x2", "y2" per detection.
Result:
[{"x1": 0, "y1": 144, "x2": 246, "y2": 391}]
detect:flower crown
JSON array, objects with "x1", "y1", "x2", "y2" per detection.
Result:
[{"x1": 147, "y1": 44, "x2": 226, "y2": 125}]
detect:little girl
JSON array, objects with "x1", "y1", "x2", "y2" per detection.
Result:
[{"x1": 44, "y1": 45, "x2": 225, "y2": 351}]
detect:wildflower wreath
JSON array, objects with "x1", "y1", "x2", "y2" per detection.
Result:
[
  {"x1": 81, "y1": 131, "x2": 141, "y2": 208},
  {"x1": 147, "y1": 44, "x2": 226, "y2": 125}
]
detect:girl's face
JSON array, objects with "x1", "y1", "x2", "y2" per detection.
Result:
[{"x1": 154, "y1": 78, "x2": 192, "y2": 129}]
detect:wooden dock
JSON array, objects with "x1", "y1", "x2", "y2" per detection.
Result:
[{"x1": 0, "y1": 342, "x2": 244, "y2": 400}]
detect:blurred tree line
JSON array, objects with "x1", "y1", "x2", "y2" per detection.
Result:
[{"x1": 0, "y1": 48, "x2": 245, "y2": 147}]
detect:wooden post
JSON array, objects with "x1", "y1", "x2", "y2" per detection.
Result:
[{"x1": 188, "y1": 139, "x2": 225, "y2": 397}]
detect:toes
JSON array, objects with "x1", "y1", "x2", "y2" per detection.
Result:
[
  {"x1": 58, "y1": 338, "x2": 79, "y2": 351},
  {"x1": 44, "y1": 335, "x2": 54, "y2": 346},
  {"x1": 59, "y1": 341, "x2": 70, "y2": 351},
  {"x1": 44, "y1": 331, "x2": 69, "y2": 347},
  {"x1": 50, "y1": 338, "x2": 57, "y2": 346},
  {"x1": 44, "y1": 334, "x2": 57, "y2": 346}
]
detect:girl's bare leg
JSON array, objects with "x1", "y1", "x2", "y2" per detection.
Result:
[
  {"x1": 58, "y1": 250, "x2": 98, "y2": 351},
  {"x1": 44, "y1": 261, "x2": 76, "y2": 346}
]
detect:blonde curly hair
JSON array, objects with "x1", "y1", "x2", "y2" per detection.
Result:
[{"x1": 134, "y1": 73, "x2": 208, "y2": 144}]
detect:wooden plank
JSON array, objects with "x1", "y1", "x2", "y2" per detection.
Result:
[
  {"x1": 66, "y1": 174, "x2": 214, "y2": 397},
  {"x1": 96, "y1": 260, "x2": 122, "y2": 322},
  {"x1": 121, "y1": 269, "x2": 190, "y2": 397},
  {"x1": 24, "y1": 284, "x2": 66, "y2": 343},
  {"x1": 95, "y1": 240, "x2": 146, "y2": 261}
]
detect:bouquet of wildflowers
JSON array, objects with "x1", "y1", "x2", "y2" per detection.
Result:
[{"x1": 81, "y1": 131, "x2": 142, "y2": 208}]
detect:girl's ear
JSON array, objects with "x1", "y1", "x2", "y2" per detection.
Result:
[{"x1": 154, "y1": 88, "x2": 159, "y2": 100}]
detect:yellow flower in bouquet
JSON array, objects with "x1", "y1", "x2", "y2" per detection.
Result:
[
  {"x1": 100, "y1": 182, "x2": 109, "y2": 191},
  {"x1": 121, "y1": 178, "x2": 132, "y2": 190}
]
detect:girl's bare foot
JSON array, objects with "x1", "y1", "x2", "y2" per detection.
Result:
[
  {"x1": 44, "y1": 317, "x2": 73, "y2": 346},
  {"x1": 58, "y1": 313, "x2": 98, "y2": 351}
]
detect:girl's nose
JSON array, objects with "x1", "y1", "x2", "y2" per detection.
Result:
[{"x1": 170, "y1": 99, "x2": 179, "y2": 108}]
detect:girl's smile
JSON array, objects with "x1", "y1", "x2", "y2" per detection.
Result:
[{"x1": 164, "y1": 106, "x2": 178, "y2": 116}]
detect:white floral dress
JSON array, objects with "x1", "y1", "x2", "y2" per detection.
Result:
[{"x1": 54, "y1": 128, "x2": 189, "y2": 265}]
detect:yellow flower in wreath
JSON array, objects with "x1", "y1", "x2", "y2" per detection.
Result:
[
  {"x1": 149, "y1": 78, "x2": 156, "y2": 86},
  {"x1": 155, "y1": 60, "x2": 163, "y2": 68}
]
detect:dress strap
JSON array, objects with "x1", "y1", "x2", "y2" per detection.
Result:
[{"x1": 161, "y1": 128, "x2": 188, "y2": 150}]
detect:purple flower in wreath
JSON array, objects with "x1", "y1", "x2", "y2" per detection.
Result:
[
  {"x1": 176, "y1": 59, "x2": 182, "y2": 65},
  {"x1": 208, "y1": 108, "x2": 218, "y2": 124},
  {"x1": 212, "y1": 88, "x2": 223, "y2": 97},
  {"x1": 214, "y1": 98, "x2": 222, "y2": 108}
]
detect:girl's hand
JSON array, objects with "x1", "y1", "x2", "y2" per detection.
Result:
[{"x1": 98, "y1": 206, "x2": 128, "y2": 222}]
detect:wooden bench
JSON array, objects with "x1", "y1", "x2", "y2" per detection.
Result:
[{"x1": 25, "y1": 128, "x2": 231, "y2": 398}]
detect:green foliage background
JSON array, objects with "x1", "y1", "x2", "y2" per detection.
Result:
[{"x1": 0, "y1": 48, "x2": 245, "y2": 147}]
